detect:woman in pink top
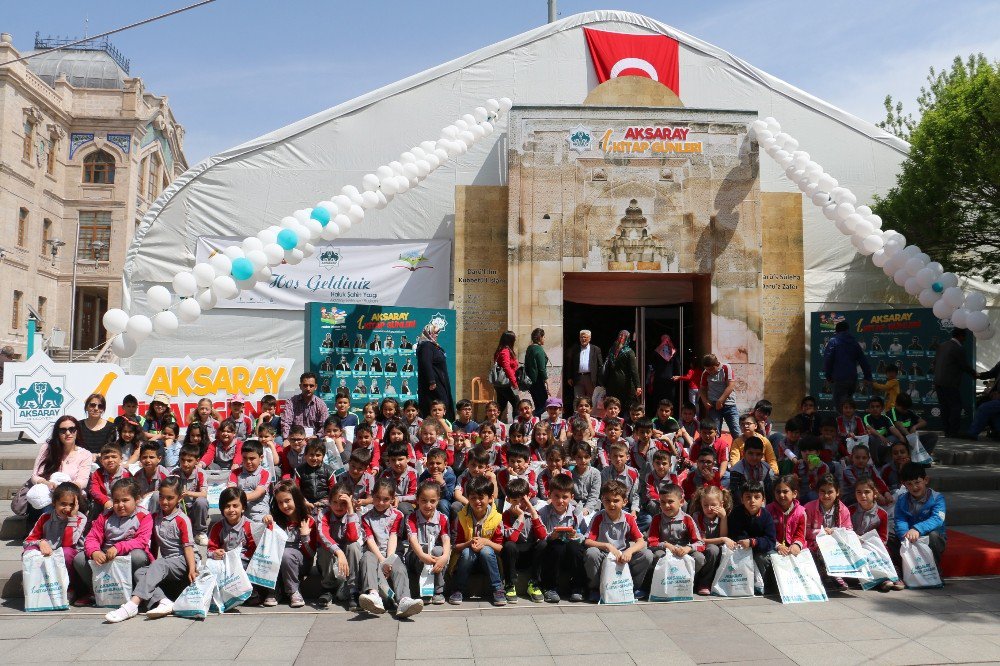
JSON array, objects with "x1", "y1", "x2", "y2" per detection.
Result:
[{"x1": 28, "y1": 415, "x2": 94, "y2": 529}]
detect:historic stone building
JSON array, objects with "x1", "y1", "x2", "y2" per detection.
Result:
[{"x1": 0, "y1": 32, "x2": 186, "y2": 358}]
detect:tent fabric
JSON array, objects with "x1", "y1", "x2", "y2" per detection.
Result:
[{"x1": 123, "y1": 10, "x2": 997, "y2": 379}]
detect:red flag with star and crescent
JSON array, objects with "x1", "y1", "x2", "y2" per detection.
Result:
[{"x1": 583, "y1": 28, "x2": 680, "y2": 96}]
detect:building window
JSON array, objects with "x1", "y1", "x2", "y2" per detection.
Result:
[
  {"x1": 12, "y1": 291, "x2": 23, "y2": 330},
  {"x1": 23, "y1": 120, "x2": 35, "y2": 161},
  {"x1": 82, "y1": 150, "x2": 115, "y2": 184},
  {"x1": 138, "y1": 156, "x2": 148, "y2": 197},
  {"x1": 42, "y1": 218, "x2": 52, "y2": 249},
  {"x1": 148, "y1": 154, "x2": 160, "y2": 199},
  {"x1": 46, "y1": 140, "x2": 57, "y2": 175},
  {"x1": 17, "y1": 208, "x2": 28, "y2": 248},
  {"x1": 79, "y1": 211, "x2": 112, "y2": 260}
]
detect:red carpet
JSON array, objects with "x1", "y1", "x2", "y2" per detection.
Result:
[{"x1": 940, "y1": 529, "x2": 1000, "y2": 577}]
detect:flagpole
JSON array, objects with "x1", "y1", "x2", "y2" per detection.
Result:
[{"x1": 548, "y1": 0, "x2": 557, "y2": 23}]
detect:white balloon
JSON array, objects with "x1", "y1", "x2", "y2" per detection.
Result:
[
  {"x1": 481, "y1": 121, "x2": 494, "y2": 135},
  {"x1": 904, "y1": 276, "x2": 923, "y2": 296},
  {"x1": 292, "y1": 223, "x2": 310, "y2": 244},
  {"x1": 932, "y1": 298, "x2": 955, "y2": 321},
  {"x1": 843, "y1": 214, "x2": 865, "y2": 234},
  {"x1": 926, "y1": 261, "x2": 944, "y2": 274},
  {"x1": 440, "y1": 126, "x2": 458, "y2": 139},
  {"x1": 284, "y1": 248, "x2": 304, "y2": 265},
  {"x1": 900, "y1": 245, "x2": 921, "y2": 259},
  {"x1": 415, "y1": 160, "x2": 431, "y2": 177},
  {"x1": 470, "y1": 124, "x2": 486, "y2": 140},
  {"x1": 111, "y1": 333, "x2": 138, "y2": 358},
  {"x1": 347, "y1": 205, "x2": 365, "y2": 224},
  {"x1": 861, "y1": 234, "x2": 884, "y2": 254},
  {"x1": 303, "y1": 219, "x2": 323, "y2": 241},
  {"x1": 915, "y1": 252, "x2": 930, "y2": 265},
  {"x1": 893, "y1": 269, "x2": 909, "y2": 287},
  {"x1": 835, "y1": 203, "x2": 856, "y2": 221},
  {"x1": 764, "y1": 117, "x2": 780, "y2": 133},
  {"x1": 872, "y1": 248, "x2": 889, "y2": 268},
  {"x1": 918, "y1": 288, "x2": 940, "y2": 307},
  {"x1": 380, "y1": 177, "x2": 399, "y2": 196},
  {"x1": 822, "y1": 202, "x2": 839, "y2": 220},
  {"x1": 783, "y1": 136, "x2": 799, "y2": 151},
  {"x1": 332, "y1": 195, "x2": 353, "y2": 213},
  {"x1": 964, "y1": 292, "x2": 987, "y2": 312},
  {"x1": 940, "y1": 272, "x2": 959, "y2": 288},
  {"x1": 172, "y1": 271, "x2": 198, "y2": 297},
  {"x1": 854, "y1": 205, "x2": 873, "y2": 217},
  {"x1": 498, "y1": 97, "x2": 513, "y2": 112},
  {"x1": 841, "y1": 191, "x2": 858, "y2": 206},
  {"x1": 341, "y1": 185, "x2": 361, "y2": 200},
  {"x1": 395, "y1": 175, "x2": 411, "y2": 193},
  {"x1": 208, "y1": 253, "x2": 232, "y2": 277},
  {"x1": 903, "y1": 257, "x2": 926, "y2": 275},
  {"x1": 235, "y1": 276, "x2": 256, "y2": 291},
  {"x1": 257, "y1": 228, "x2": 278, "y2": 246},
  {"x1": 246, "y1": 250, "x2": 268, "y2": 270},
  {"x1": 222, "y1": 245, "x2": 245, "y2": 261},
  {"x1": 773, "y1": 132, "x2": 791, "y2": 148},
  {"x1": 433, "y1": 147, "x2": 449, "y2": 163},
  {"x1": 125, "y1": 314, "x2": 153, "y2": 342},
  {"x1": 750, "y1": 119, "x2": 768, "y2": 134},
  {"x1": 192, "y1": 263, "x2": 216, "y2": 288},
  {"x1": 151, "y1": 310, "x2": 179, "y2": 335},
  {"x1": 834, "y1": 217, "x2": 851, "y2": 235},
  {"x1": 334, "y1": 214, "x2": 352, "y2": 232},
  {"x1": 420, "y1": 140, "x2": 437, "y2": 154},
  {"x1": 424, "y1": 153, "x2": 441, "y2": 170},
  {"x1": 443, "y1": 140, "x2": 462, "y2": 158},
  {"x1": 177, "y1": 297, "x2": 202, "y2": 323},
  {"x1": 915, "y1": 266, "x2": 940, "y2": 288},
  {"x1": 867, "y1": 214, "x2": 883, "y2": 230},
  {"x1": 473, "y1": 106, "x2": 489, "y2": 122},
  {"x1": 853, "y1": 219, "x2": 875, "y2": 238},
  {"x1": 241, "y1": 237, "x2": 264, "y2": 254},
  {"x1": 320, "y1": 220, "x2": 341, "y2": 241},
  {"x1": 966, "y1": 310, "x2": 990, "y2": 332},
  {"x1": 803, "y1": 183, "x2": 820, "y2": 198},
  {"x1": 402, "y1": 163, "x2": 419, "y2": 180},
  {"x1": 375, "y1": 191, "x2": 389, "y2": 210},
  {"x1": 376, "y1": 166, "x2": 395, "y2": 180},
  {"x1": 211, "y1": 275, "x2": 239, "y2": 300},
  {"x1": 817, "y1": 174, "x2": 838, "y2": 192},
  {"x1": 361, "y1": 190, "x2": 380, "y2": 209},
  {"x1": 943, "y1": 287, "x2": 966, "y2": 308},
  {"x1": 196, "y1": 288, "x2": 218, "y2": 311},
  {"x1": 974, "y1": 325, "x2": 996, "y2": 340},
  {"x1": 280, "y1": 216, "x2": 300, "y2": 229},
  {"x1": 461, "y1": 113, "x2": 477, "y2": 127},
  {"x1": 102, "y1": 308, "x2": 130, "y2": 335},
  {"x1": 300, "y1": 243, "x2": 315, "y2": 258},
  {"x1": 254, "y1": 265, "x2": 272, "y2": 283},
  {"x1": 454, "y1": 119, "x2": 469, "y2": 131},
  {"x1": 146, "y1": 285, "x2": 172, "y2": 311},
  {"x1": 811, "y1": 192, "x2": 831, "y2": 207},
  {"x1": 458, "y1": 131, "x2": 476, "y2": 146},
  {"x1": 263, "y1": 243, "x2": 285, "y2": 266},
  {"x1": 485, "y1": 98, "x2": 501, "y2": 113},
  {"x1": 362, "y1": 174, "x2": 381, "y2": 192},
  {"x1": 950, "y1": 308, "x2": 969, "y2": 328}
]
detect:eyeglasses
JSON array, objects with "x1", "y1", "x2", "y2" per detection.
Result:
[
  {"x1": 287, "y1": 437, "x2": 306, "y2": 442},
  {"x1": 87, "y1": 403, "x2": 105, "y2": 409},
  {"x1": 57, "y1": 426, "x2": 78, "y2": 434}
]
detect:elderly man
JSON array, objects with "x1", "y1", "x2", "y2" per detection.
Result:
[
  {"x1": 566, "y1": 330, "x2": 604, "y2": 402},
  {"x1": 281, "y1": 372, "x2": 329, "y2": 439}
]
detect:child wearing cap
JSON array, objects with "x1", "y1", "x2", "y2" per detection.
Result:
[
  {"x1": 228, "y1": 394, "x2": 254, "y2": 441},
  {"x1": 539, "y1": 397, "x2": 568, "y2": 442}
]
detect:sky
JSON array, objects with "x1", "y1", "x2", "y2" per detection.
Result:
[{"x1": 4, "y1": 1, "x2": 998, "y2": 165}]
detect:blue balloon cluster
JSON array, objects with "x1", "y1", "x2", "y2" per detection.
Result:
[
  {"x1": 310, "y1": 207, "x2": 331, "y2": 226},
  {"x1": 231, "y1": 257, "x2": 255, "y2": 281},
  {"x1": 277, "y1": 228, "x2": 299, "y2": 251}
]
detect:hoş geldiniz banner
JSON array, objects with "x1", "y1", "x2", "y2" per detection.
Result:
[
  {"x1": 305, "y1": 303, "x2": 456, "y2": 414},
  {"x1": 809, "y1": 308, "x2": 976, "y2": 429},
  {"x1": 195, "y1": 238, "x2": 451, "y2": 310},
  {"x1": 0, "y1": 353, "x2": 294, "y2": 443}
]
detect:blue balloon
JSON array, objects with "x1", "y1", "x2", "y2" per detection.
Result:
[
  {"x1": 277, "y1": 228, "x2": 299, "y2": 251},
  {"x1": 932, "y1": 282, "x2": 944, "y2": 293},
  {"x1": 310, "y1": 207, "x2": 331, "y2": 226},
  {"x1": 231, "y1": 257, "x2": 255, "y2": 281}
]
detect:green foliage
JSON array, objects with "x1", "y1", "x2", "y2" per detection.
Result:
[{"x1": 873, "y1": 54, "x2": 1000, "y2": 281}]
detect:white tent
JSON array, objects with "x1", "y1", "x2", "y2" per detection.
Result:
[{"x1": 124, "y1": 10, "x2": 997, "y2": 383}]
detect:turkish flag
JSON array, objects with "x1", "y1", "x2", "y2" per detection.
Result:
[{"x1": 583, "y1": 28, "x2": 680, "y2": 96}]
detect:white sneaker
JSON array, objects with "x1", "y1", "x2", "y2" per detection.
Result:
[
  {"x1": 105, "y1": 604, "x2": 138, "y2": 623},
  {"x1": 396, "y1": 596, "x2": 424, "y2": 619},
  {"x1": 146, "y1": 599, "x2": 174, "y2": 619},
  {"x1": 358, "y1": 591, "x2": 385, "y2": 615},
  {"x1": 195, "y1": 534, "x2": 209, "y2": 546}
]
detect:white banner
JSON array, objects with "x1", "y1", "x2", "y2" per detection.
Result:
[{"x1": 195, "y1": 237, "x2": 451, "y2": 310}]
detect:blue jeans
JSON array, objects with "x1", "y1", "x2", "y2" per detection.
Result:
[
  {"x1": 452, "y1": 546, "x2": 502, "y2": 593},
  {"x1": 970, "y1": 399, "x2": 1000, "y2": 437},
  {"x1": 709, "y1": 404, "x2": 742, "y2": 437}
]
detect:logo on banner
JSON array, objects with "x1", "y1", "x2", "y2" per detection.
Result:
[
  {"x1": 318, "y1": 247, "x2": 342, "y2": 268},
  {"x1": 0, "y1": 353, "x2": 77, "y2": 440},
  {"x1": 394, "y1": 250, "x2": 433, "y2": 272},
  {"x1": 583, "y1": 28, "x2": 680, "y2": 96},
  {"x1": 568, "y1": 124, "x2": 594, "y2": 153},
  {"x1": 430, "y1": 312, "x2": 448, "y2": 332}
]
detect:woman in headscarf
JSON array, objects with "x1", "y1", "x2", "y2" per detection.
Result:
[
  {"x1": 416, "y1": 324, "x2": 455, "y2": 420},
  {"x1": 650, "y1": 333, "x2": 680, "y2": 409},
  {"x1": 603, "y1": 330, "x2": 642, "y2": 409}
]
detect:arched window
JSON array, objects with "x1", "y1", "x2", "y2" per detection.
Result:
[{"x1": 83, "y1": 150, "x2": 115, "y2": 184}]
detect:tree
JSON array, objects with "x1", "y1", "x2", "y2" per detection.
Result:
[{"x1": 873, "y1": 54, "x2": 1000, "y2": 281}]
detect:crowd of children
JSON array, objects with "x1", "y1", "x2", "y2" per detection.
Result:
[{"x1": 22, "y1": 368, "x2": 947, "y2": 621}]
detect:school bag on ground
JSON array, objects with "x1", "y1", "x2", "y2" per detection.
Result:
[
  {"x1": 649, "y1": 553, "x2": 695, "y2": 602},
  {"x1": 815, "y1": 528, "x2": 871, "y2": 579},
  {"x1": 900, "y1": 537, "x2": 943, "y2": 589},
  {"x1": 769, "y1": 550, "x2": 827, "y2": 604},
  {"x1": 599, "y1": 553, "x2": 635, "y2": 605},
  {"x1": 246, "y1": 524, "x2": 287, "y2": 589},
  {"x1": 22, "y1": 551, "x2": 70, "y2": 612},
  {"x1": 858, "y1": 530, "x2": 900, "y2": 589},
  {"x1": 89, "y1": 557, "x2": 133, "y2": 608},
  {"x1": 711, "y1": 545, "x2": 756, "y2": 597},
  {"x1": 206, "y1": 549, "x2": 253, "y2": 611},
  {"x1": 173, "y1": 569, "x2": 217, "y2": 619}
]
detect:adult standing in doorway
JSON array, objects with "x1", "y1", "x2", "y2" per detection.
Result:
[
  {"x1": 524, "y1": 328, "x2": 549, "y2": 417},
  {"x1": 649, "y1": 334, "x2": 680, "y2": 409},
  {"x1": 566, "y1": 330, "x2": 603, "y2": 404},
  {"x1": 281, "y1": 372, "x2": 329, "y2": 439},
  {"x1": 603, "y1": 330, "x2": 642, "y2": 408},
  {"x1": 417, "y1": 324, "x2": 455, "y2": 421},
  {"x1": 933, "y1": 328, "x2": 976, "y2": 437},
  {"x1": 492, "y1": 330, "x2": 520, "y2": 421},
  {"x1": 823, "y1": 321, "x2": 873, "y2": 408},
  {"x1": 78, "y1": 393, "x2": 117, "y2": 456}
]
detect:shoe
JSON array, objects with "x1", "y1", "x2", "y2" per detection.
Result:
[
  {"x1": 569, "y1": 590, "x2": 584, "y2": 603},
  {"x1": 195, "y1": 533, "x2": 209, "y2": 547},
  {"x1": 491, "y1": 589, "x2": 507, "y2": 606},
  {"x1": 146, "y1": 599, "x2": 174, "y2": 619},
  {"x1": 359, "y1": 591, "x2": 386, "y2": 615},
  {"x1": 262, "y1": 594, "x2": 278, "y2": 607},
  {"x1": 753, "y1": 587, "x2": 765, "y2": 597},
  {"x1": 891, "y1": 580, "x2": 906, "y2": 591},
  {"x1": 696, "y1": 587, "x2": 711, "y2": 596},
  {"x1": 588, "y1": 590, "x2": 601, "y2": 603},
  {"x1": 447, "y1": 591, "x2": 463, "y2": 605},
  {"x1": 245, "y1": 591, "x2": 261, "y2": 606},
  {"x1": 504, "y1": 584, "x2": 518, "y2": 604},
  {"x1": 835, "y1": 578, "x2": 849, "y2": 592},
  {"x1": 878, "y1": 581, "x2": 892, "y2": 593},
  {"x1": 527, "y1": 582, "x2": 544, "y2": 603},
  {"x1": 543, "y1": 590, "x2": 561, "y2": 603},
  {"x1": 633, "y1": 588, "x2": 648, "y2": 601},
  {"x1": 73, "y1": 594, "x2": 94, "y2": 607},
  {"x1": 317, "y1": 590, "x2": 333, "y2": 608},
  {"x1": 104, "y1": 603, "x2": 137, "y2": 623},
  {"x1": 431, "y1": 593, "x2": 446, "y2": 605},
  {"x1": 396, "y1": 596, "x2": 424, "y2": 618},
  {"x1": 348, "y1": 596, "x2": 361, "y2": 612},
  {"x1": 289, "y1": 592, "x2": 305, "y2": 608}
]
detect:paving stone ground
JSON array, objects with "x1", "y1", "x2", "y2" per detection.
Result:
[{"x1": 2, "y1": 576, "x2": 1000, "y2": 665}]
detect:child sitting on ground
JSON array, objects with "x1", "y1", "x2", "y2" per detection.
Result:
[
  {"x1": 537, "y1": 445, "x2": 571, "y2": 502},
  {"x1": 449, "y1": 476, "x2": 506, "y2": 606},
  {"x1": 793, "y1": 436, "x2": 830, "y2": 503},
  {"x1": 690, "y1": 486, "x2": 733, "y2": 589},
  {"x1": 838, "y1": 444, "x2": 892, "y2": 507},
  {"x1": 852, "y1": 476, "x2": 904, "y2": 591},
  {"x1": 404, "y1": 481, "x2": 451, "y2": 606},
  {"x1": 766, "y1": 475, "x2": 806, "y2": 561},
  {"x1": 804, "y1": 473, "x2": 853, "y2": 591},
  {"x1": 728, "y1": 436, "x2": 775, "y2": 501},
  {"x1": 228, "y1": 440, "x2": 272, "y2": 523},
  {"x1": 534, "y1": 473, "x2": 587, "y2": 603},
  {"x1": 646, "y1": 483, "x2": 708, "y2": 595},
  {"x1": 584, "y1": 480, "x2": 652, "y2": 601},
  {"x1": 294, "y1": 439, "x2": 337, "y2": 517},
  {"x1": 496, "y1": 443, "x2": 538, "y2": 507},
  {"x1": 682, "y1": 448, "x2": 724, "y2": 502},
  {"x1": 316, "y1": 482, "x2": 363, "y2": 609},
  {"x1": 728, "y1": 414, "x2": 779, "y2": 475},
  {"x1": 343, "y1": 448, "x2": 376, "y2": 508},
  {"x1": 262, "y1": 480, "x2": 317, "y2": 608},
  {"x1": 890, "y1": 462, "x2": 946, "y2": 566},
  {"x1": 418, "y1": 447, "x2": 456, "y2": 517},
  {"x1": 880, "y1": 440, "x2": 911, "y2": 492},
  {"x1": 356, "y1": 479, "x2": 422, "y2": 617},
  {"x1": 208, "y1": 487, "x2": 258, "y2": 602},
  {"x1": 600, "y1": 441, "x2": 640, "y2": 515},
  {"x1": 89, "y1": 443, "x2": 130, "y2": 517},
  {"x1": 453, "y1": 446, "x2": 496, "y2": 519},
  {"x1": 570, "y1": 440, "x2": 602, "y2": 516},
  {"x1": 727, "y1": 480, "x2": 777, "y2": 596},
  {"x1": 500, "y1": 477, "x2": 545, "y2": 603},
  {"x1": 23, "y1": 482, "x2": 87, "y2": 604}
]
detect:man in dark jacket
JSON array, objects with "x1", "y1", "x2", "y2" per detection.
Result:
[
  {"x1": 823, "y1": 322, "x2": 872, "y2": 408},
  {"x1": 565, "y1": 330, "x2": 604, "y2": 405},
  {"x1": 933, "y1": 328, "x2": 976, "y2": 437}
]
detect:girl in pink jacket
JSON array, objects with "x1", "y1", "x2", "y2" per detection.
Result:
[
  {"x1": 803, "y1": 473, "x2": 853, "y2": 591},
  {"x1": 765, "y1": 475, "x2": 807, "y2": 556}
]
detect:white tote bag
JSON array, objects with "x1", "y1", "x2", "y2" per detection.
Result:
[
  {"x1": 90, "y1": 557, "x2": 133, "y2": 608},
  {"x1": 22, "y1": 551, "x2": 70, "y2": 612},
  {"x1": 418, "y1": 564, "x2": 435, "y2": 598},
  {"x1": 845, "y1": 435, "x2": 869, "y2": 454},
  {"x1": 711, "y1": 545, "x2": 756, "y2": 597},
  {"x1": 815, "y1": 528, "x2": 872, "y2": 578},
  {"x1": 906, "y1": 433, "x2": 932, "y2": 466},
  {"x1": 173, "y1": 569, "x2": 218, "y2": 619},
  {"x1": 246, "y1": 524, "x2": 287, "y2": 589},
  {"x1": 858, "y1": 530, "x2": 899, "y2": 589},
  {"x1": 649, "y1": 553, "x2": 695, "y2": 602},
  {"x1": 900, "y1": 536, "x2": 943, "y2": 589},
  {"x1": 599, "y1": 553, "x2": 635, "y2": 605},
  {"x1": 206, "y1": 549, "x2": 253, "y2": 612},
  {"x1": 770, "y1": 551, "x2": 827, "y2": 604}
]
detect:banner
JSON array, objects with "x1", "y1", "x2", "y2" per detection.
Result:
[
  {"x1": 583, "y1": 28, "x2": 680, "y2": 95},
  {"x1": 195, "y1": 237, "x2": 451, "y2": 310},
  {"x1": 305, "y1": 303, "x2": 456, "y2": 414},
  {"x1": 810, "y1": 308, "x2": 976, "y2": 428},
  {"x1": 0, "y1": 353, "x2": 294, "y2": 443}
]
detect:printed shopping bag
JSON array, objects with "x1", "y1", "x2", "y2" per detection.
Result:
[
  {"x1": 173, "y1": 569, "x2": 217, "y2": 619},
  {"x1": 815, "y1": 528, "x2": 872, "y2": 578},
  {"x1": 907, "y1": 433, "x2": 932, "y2": 466},
  {"x1": 845, "y1": 435, "x2": 869, "y2": 454},
  {"x1": 22, "y1": 551, "x2": 70, "y2": 612},
  {"x1": 246, "y1": 524, "x2": 287, "y2": 588},
  {"x1": 89, "y1": 557, "x2": 133, "y2": 608},
  {"x1": 207, "y1": 483, "x2": 225, "y2": 511},
  {"x1": 770, "y1": 550, "x2": 827, "y2": 604},
  {"x1": 418, "y1": 563, "x2": 435, "y2": 598},
  {"x1": 711, "y1": 545, "x2": 755, "y2": 597},
  {"x1": 599, "y1": 553, "x2": 635, "y2": 605},
  {"x1": 858, "y1": 530, "x2": 899, "y2": 590},
  {"x1": 649, "y1": 553, "x2": 695, "y2": 602},
  {"x1": 900, "y1": 537, "x2": 943, "y2": 589},
  {"x1": 206, "y1": 549, "x2": 253, "y2": 612}
]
